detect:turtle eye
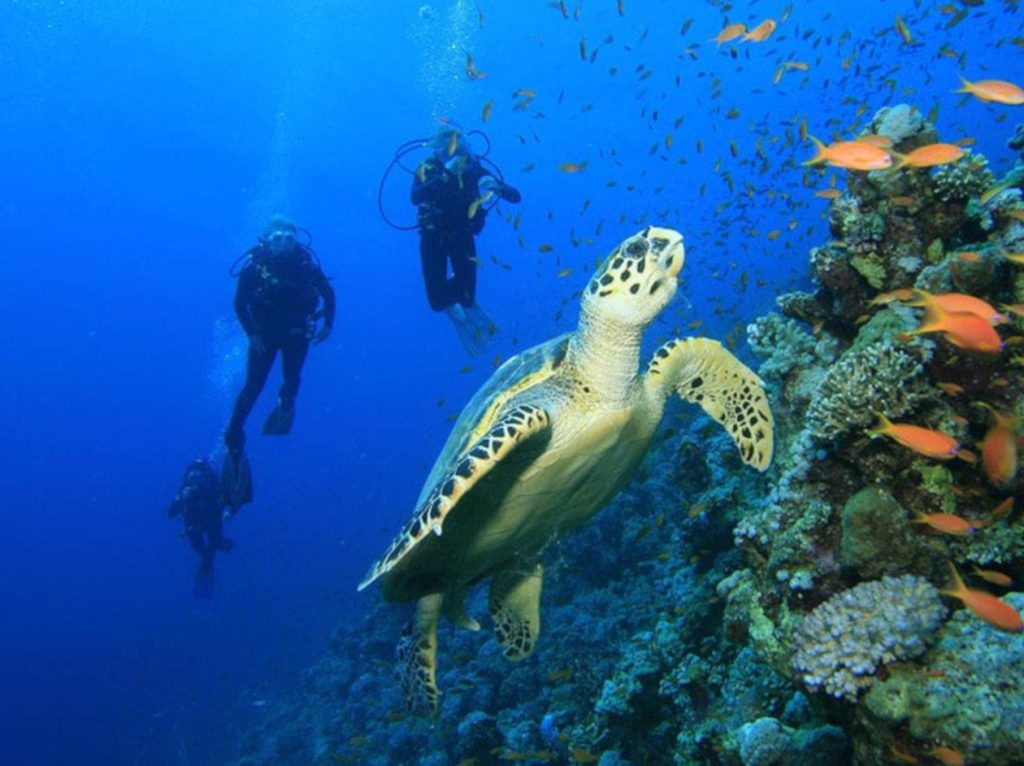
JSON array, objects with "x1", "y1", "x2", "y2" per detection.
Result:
[{"x1": 625, "y1": 239, "x2": 649, "y2": 257}]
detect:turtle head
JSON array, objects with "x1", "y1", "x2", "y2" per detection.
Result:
[{"x1": 583, "y1": 227, "x2": 685, "y2": 326}]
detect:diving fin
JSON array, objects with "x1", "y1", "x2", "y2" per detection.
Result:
[
  {"x1": 220, "y1": 450, "x2": 253, "y2": 509},
  {"x1": 465, "y1": 303, "x2": 499, "y2": 341},
  {"x1": 193, "y1": 554, "x2": 215, "y2": 599},
  {"x1": 261, "y1": 400, "x2": 295, "y2": 436},
  {"x1": 446, "y1": 304, "x2": 487, "y2": 357}
]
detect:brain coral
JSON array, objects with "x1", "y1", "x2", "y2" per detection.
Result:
[{"x1": 792, "y1": 575, "x2": 946, "y2": 701}]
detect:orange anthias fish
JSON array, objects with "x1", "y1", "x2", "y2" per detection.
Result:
[
  {"x1": 956, "y1": 76, "x2": 1024, "y2": 105},
  {"x1": 865, "y1": 414, "x2": 966, "y2": 460},
  {"x1": 979, "y1": 404, "x2": 1018, "y2": 488},
  {"x1": 893, "y1": 143, "x2": 965, "y2": 168},
  {"x1": 856, "y1": 134, "x2": 894, "y2": 149},
  {"x1": 973, "y1": 566, "x2": 1014, "y2": 588},
  {"x1": 928, "y1": 747, "x2": 965, "y2": 766},
  {"x1": 714, "y1": 22, "x2": 746, "y2": 45},
  {"x1": 903, "y1": 292, "x2": 1004, "y2": 354},
  {"x1": 942, "y1": 563, "x2": 1024, "y2": 633},
  {"x1": 889, "y1": 743, "x2": 920, "y2": 764},
  {"x1": 803, "y1": 137, "x2": 893, "y2": 171},
  {"x1": 906, "y1": 290, "x2": 1002, "y2": 324},
  {"x1": 558, "y1": 162, "x2": 588, "y2": 173},
  {"x1": 913, "y1": 511, "x2": 975, "y2": 536},
  {"x1": 743, "y1": 19, "x2": 777, "y2": 43},
  {"x1": 869, "y1": 288, "x2": 917, "y2": 306},
  {"x1": 814, "y1": 188, "x2": 842, "y2": 199}
]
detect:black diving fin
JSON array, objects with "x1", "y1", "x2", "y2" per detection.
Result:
[
  {"x1": 220, "y1": 450, "x2": 253, "y2": 509},
  {"x1": 261, "y1": 400, "x2": 295, "y2": 436}
]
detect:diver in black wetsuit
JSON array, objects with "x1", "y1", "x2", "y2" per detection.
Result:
[
  {"x1": 411, "y1": 127, "x2": 521, "y2": 355},
  {"x1": 167, "y1": 459, "x2": 233, "y2": 599},
  {"x1": 221, "y1": 217, "x2": 335, "y2": 505}
]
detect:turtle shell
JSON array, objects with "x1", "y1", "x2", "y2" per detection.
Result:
[{"x1": 415, "y1": 332, "x2": 572, "y2": 507}]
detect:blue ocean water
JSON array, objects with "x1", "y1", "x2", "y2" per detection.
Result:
[{"x1": 0, "y1": 1, "x2": 1019, "y2": 763}]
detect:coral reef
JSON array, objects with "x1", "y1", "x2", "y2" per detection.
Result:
[
  {"x1": 856, "y1": 593, "x2": 1024, "y2": 765},
  {"x1": 230, "y1": 106, "x2": 1024, "y2": 766},
  {"x1": 805, "y1": 338, "x2": 932, "y2": 442},
  {"x1": 737, "y1": 717, "x2": 789, "y2": 766},
  {"x1": 1010, "y1": 124, "x2": 1024, "y2": 159},
  {"x1": 933, "y1": 150, "x2": 996, "y2": 202},
  {"x1": 791, "y1": 576, "x2": 946, "y2": 701}
]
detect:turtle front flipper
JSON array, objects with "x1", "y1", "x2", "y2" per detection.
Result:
[
  {"x1": 645, "y1": 337, "x2": 774, "y2": 470},
  {"x1": 358, "y1": 403, "x2": 551, "y2": 591},
  {"x1": 489, "y1": 562, "x2": 543, "y2": 660},
  {"x1": 397, "y1": 593, "x2": 444, "y2": 717}
]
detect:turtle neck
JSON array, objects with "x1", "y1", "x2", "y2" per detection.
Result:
[{"x1": 569, "y1": 302, "x2": 644, "y2": 405}]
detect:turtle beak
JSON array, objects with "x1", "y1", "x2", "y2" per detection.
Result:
[
  {"x1": 666, "y1": 238, "x2": 684, "y2": 279},
  {"x1": 646, "y1": 227, "x2": 685, "y2": 280}
]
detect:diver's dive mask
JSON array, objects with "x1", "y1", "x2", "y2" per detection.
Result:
[{"x1": 266, "y1": 229, "x2": 296, "y2": 255}]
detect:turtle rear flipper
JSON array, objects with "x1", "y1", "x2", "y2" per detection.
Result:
[
  {"x1": 398, "y1": 593, "x2": 444, "y2": 717},
  {"x1": 358, "y1": 404, "x2": 551, "y2": 591},
  {"x1": 645, "y1": 337, "x2": 774, "y2": 470},
  {"x1": 489, "y1": 562, "x2": 543, "y2": 660}
]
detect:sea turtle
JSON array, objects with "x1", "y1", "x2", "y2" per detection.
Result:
[{"x1": 358, "y1": 226, "x2": 773, "y2": 715}]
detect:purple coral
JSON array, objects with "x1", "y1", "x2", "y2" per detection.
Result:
[{"x1": 792, "y1": 575, "x2": 946, "y2": 700}]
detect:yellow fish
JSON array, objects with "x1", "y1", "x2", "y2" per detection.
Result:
[{"x1": 467, "y1": 190, "x2": 493, "y2": 219}]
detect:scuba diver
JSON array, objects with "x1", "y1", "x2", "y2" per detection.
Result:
[
  {"x1": 409, "y1": 126, "x2": 521, "y2": 355},
  {"x1": 167, "y1": 458, "x2": 233, "y2": 599},
  {"x1": 221, "y1": 216, "x2": 335, "y2": 505}
]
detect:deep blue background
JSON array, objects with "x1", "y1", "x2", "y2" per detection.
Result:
[{"x1": 0, "y1": 1, "x2": 1018, "y2": 762}]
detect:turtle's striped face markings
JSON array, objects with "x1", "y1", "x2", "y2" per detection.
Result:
[{"x1": 585, "y1": 227, "x2": 685, "y2": 325}]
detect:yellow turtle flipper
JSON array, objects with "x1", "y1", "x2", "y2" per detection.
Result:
[
  {"x1": 358, "y1": 404, "x2": 551, "y2": 591},
  {"x1": 646, "y1": 337, "x2": 774, "y2": 470},
  {"x1": 488, "y1": 562, "x2": 543, "y2": 660},
  {"x1": 397, "y1": 593, "x2": 444, "y2": 717}
]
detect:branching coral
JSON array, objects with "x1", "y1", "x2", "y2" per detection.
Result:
[
  {"x1": 746, "y1": 313, "x2": 819, "y2": 380},
  {"x1": 934, "y1": 150, "x2": 995, "y2": 202},
  {"x1": 791, "y1": 575, "x2": 946, "y2": 700},
  {"x1": 806, "y1": 340, "x2": 931, "y2": 442}
]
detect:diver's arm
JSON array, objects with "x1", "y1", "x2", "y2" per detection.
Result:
[
  {"x1": 315, "y1": 270, "x2": 336, "y2": 330},
  {"x1": 480, "y1": 173, "x2": 521, "y2": 203},
  {"x1": 410, "y1": 162, "x2": 446, "y2": 205},
  {"x1": 167, "y1": 488, "x2": 190, "y2": 518},
  {"x1": 497, "y1": 182, "x2": 521, "y2": 204},
  {"x1": 233, "y1": 267, "x2": 258, "y2": 336}
]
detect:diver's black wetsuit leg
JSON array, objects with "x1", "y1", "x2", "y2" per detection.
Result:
[
  {"x1": 420, "y1": 233, "x2": 454, "y2": 311},
  {"x1": 279, "y1": 333, "x2": 310, "y2": 408},
  {"x1": 185, "y1": 526, "x2": 206, "y2": 555},
  {"x1": 206, "y1": 513, "x2": 232, "y2": 552},
  {"x1": 226, "y1": 339, "x2": 278, "y2": 450},
  {"x1": 450, "y1": 233, "x2": 478, "y2": 307}
]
